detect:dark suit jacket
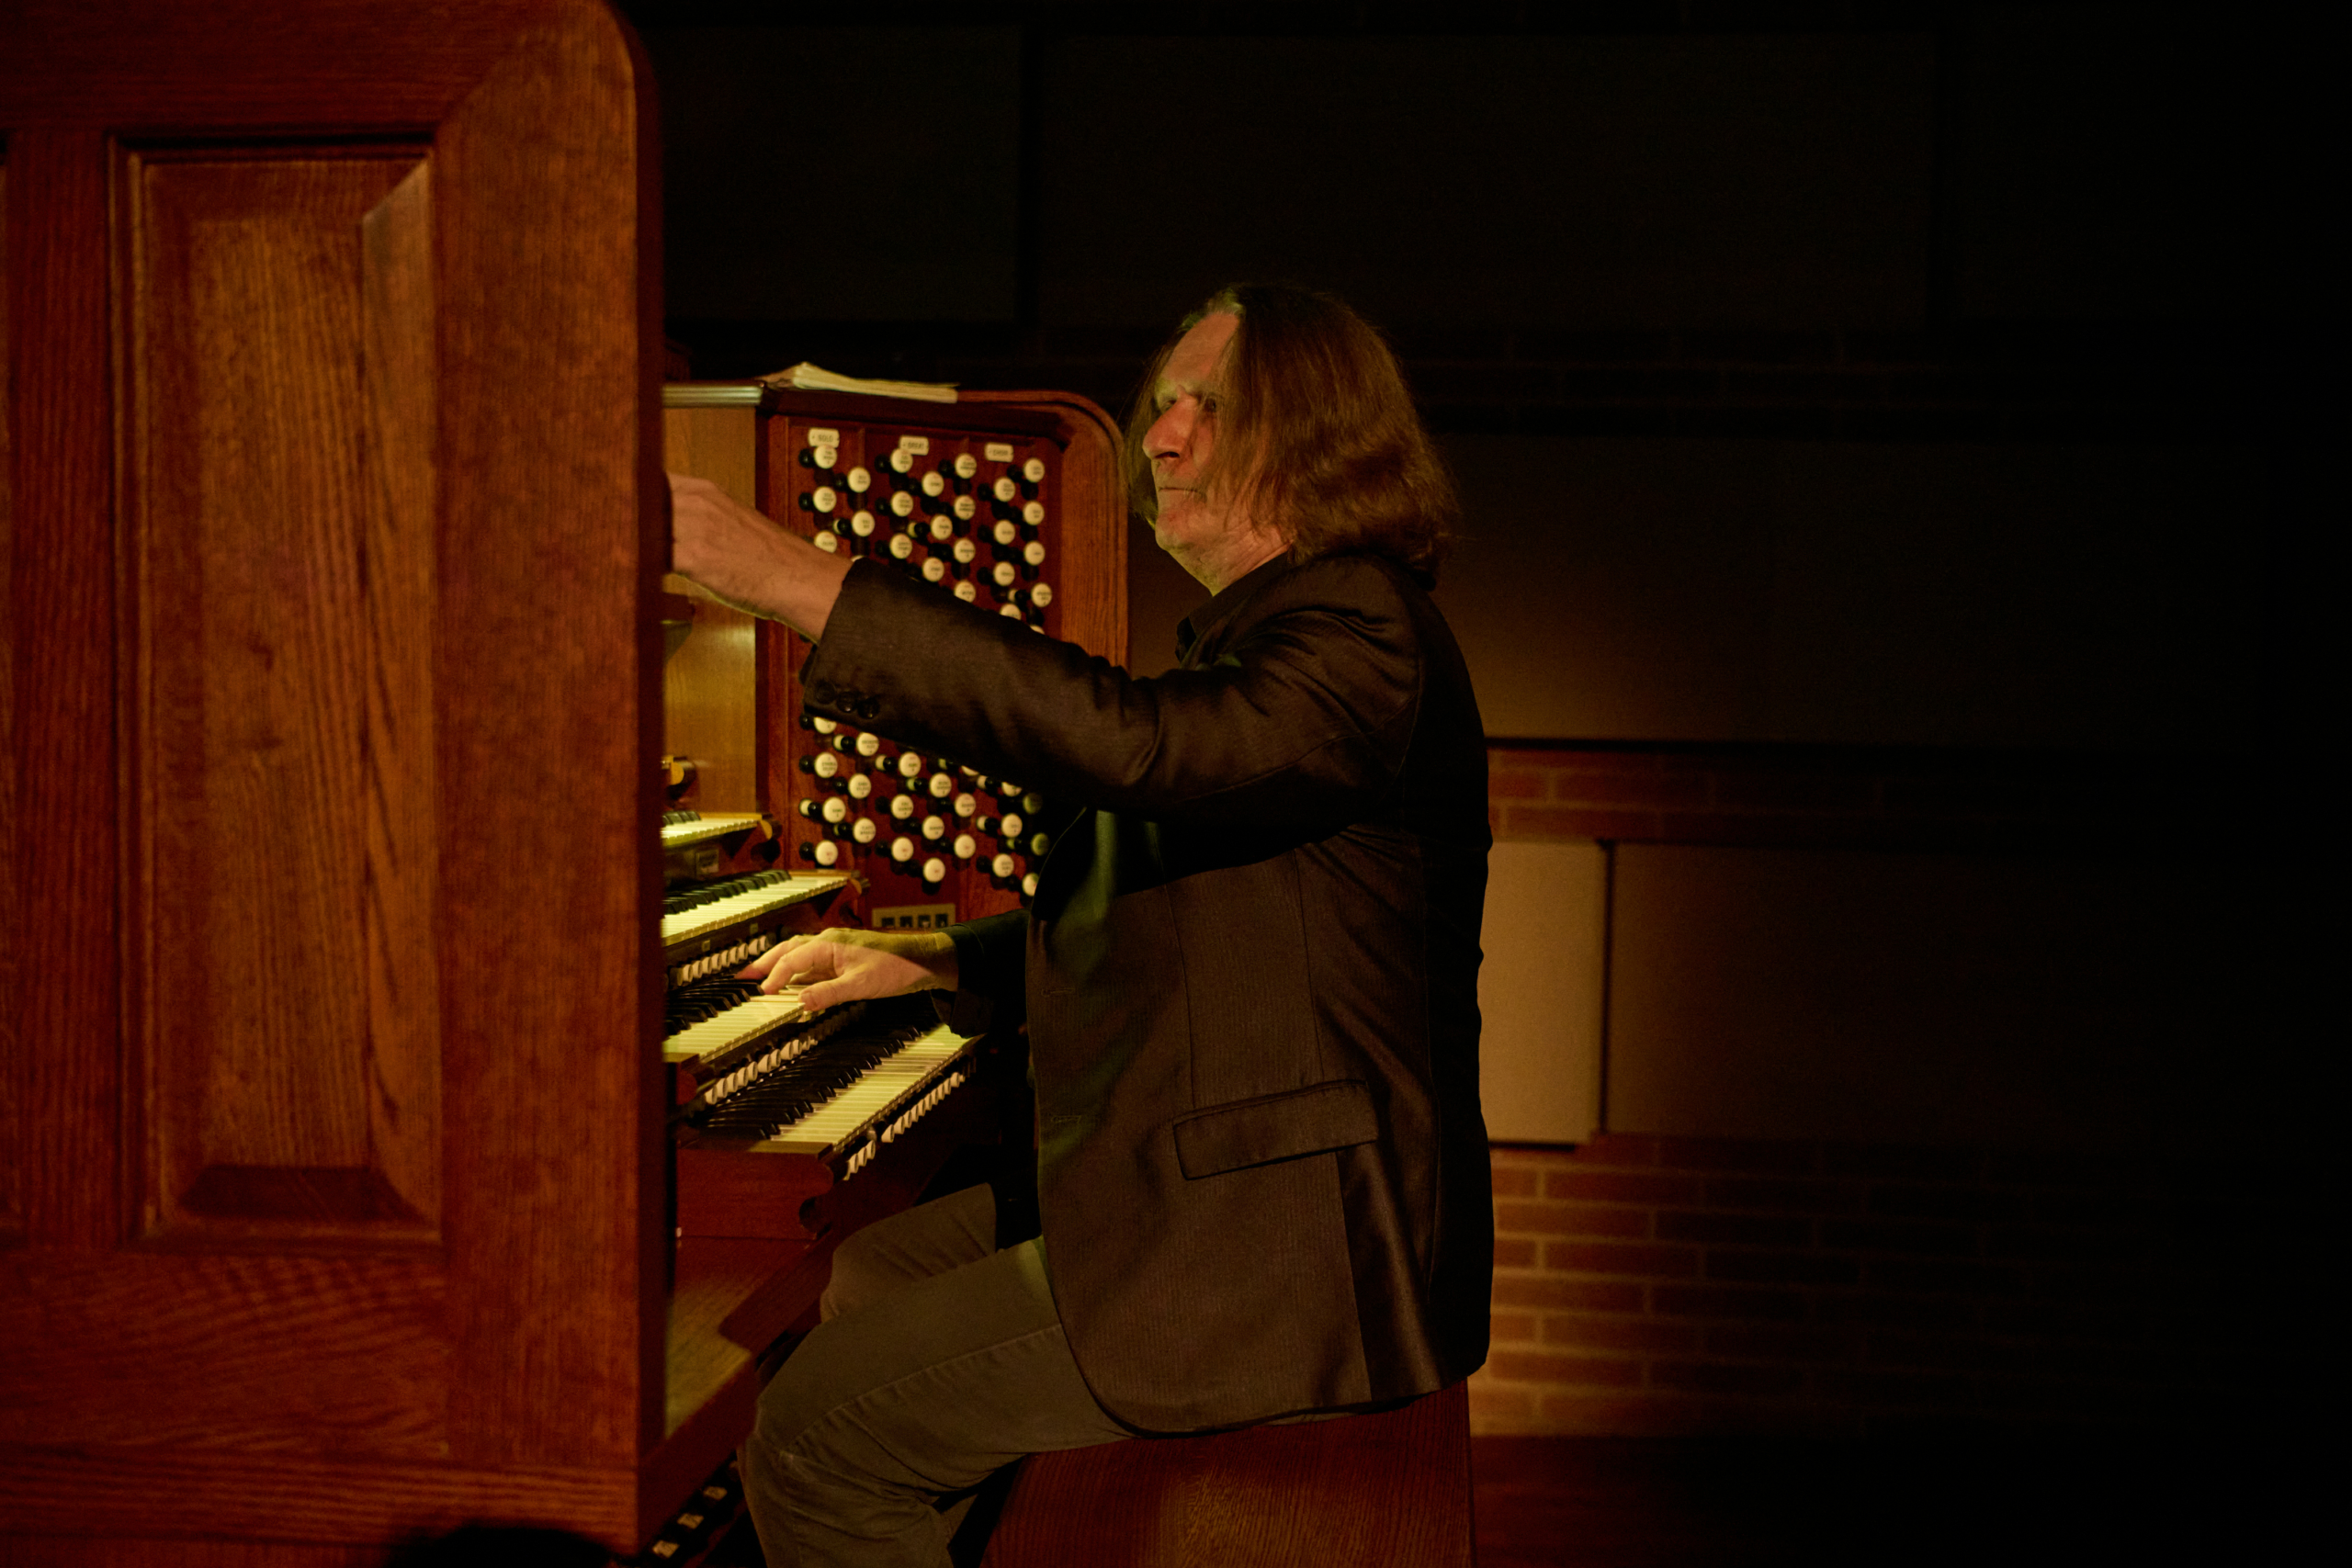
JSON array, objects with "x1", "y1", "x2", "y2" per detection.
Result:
[{"x1": 802, "y1": 549, "x2": 1492, "y2": 1431}]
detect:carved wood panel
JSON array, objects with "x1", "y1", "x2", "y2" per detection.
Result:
[
  {"x1": 6, "y1": 0, "x2": 718, "y2": 1551},
  {"x1": 10, "y1": 128, "x2": 118, "y2": 1256},
  {"x1": 0, "y1": 153, "x2": 17, "y2": 1249},
  {"x1": 119, "y1": 146, "x2": 441, "y2": 1245},
  {"x1": 0, "y1": 146, "x2": 17, "y2": 1250},
  {"x1": 0, "y1": 1252, "x2": 447, "y2": 1450}
]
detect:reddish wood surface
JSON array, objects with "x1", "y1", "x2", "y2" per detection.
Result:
[
  {"x1": 0, "y1": 1447, "x2": 639, "y2": 1547},
  {"x1": 2, "y1": 0, "x2": 672, "y2": 1557},
  {"x1": 432, "y1": 0, "x2": 662, "y2": 1477},
  {"x1": 122, "y1": 146, "x2": 443, "y2": 1248},
  {"x1": 0, "y1": 158, "x2": 19, "y2": 1251},
  {"x1": 666, "y1": 1235, "x2": 807, "y2": 1430},
  {"x1": 8, "y1": 126, "x2": 119, "y2": 1258},
  {"x1": 0, "y1": 1540, "x2": 379, "y2": 1568},
  {"x1": 676, "y1": 1147, "x2": 837, "y2": 1239},
  {"x1": 0, "y1": 1252, "x2": 447, "y2": 1451},
  {"x1": 2, "y1": 9, "x2": 1123, "y2": 1561},
  {"x1": 661, "y1": 403, "x2": 764, "y2": 815},
  {"x1": 982, "y1": 1382, "x2": 1476, "y2": 1568}
]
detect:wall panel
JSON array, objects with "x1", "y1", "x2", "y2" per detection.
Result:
[{"x1": 1478, "y1": 840, "x2": 1605, "y2": 1145}]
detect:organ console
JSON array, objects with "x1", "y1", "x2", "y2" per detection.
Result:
[
  {"x1": 0, "y1": 1, "x2": 1124, "y2": 1561},
  {"x1": 656, "y1": 375, "x2": 1122, "y2": 1274},
  {"x1": 644, "y1": 378, "x2": 1125, "y2": 1552}
]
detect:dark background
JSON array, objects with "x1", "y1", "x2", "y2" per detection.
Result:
[
  {"x1": 621, "y1": 0, "x2": 2339, "y2": 1450},
  {"x1": 625, "y1": 0, "x2": 2337, "y2": 1140},
  {"x1": 627, "y1": 0, "x2": 2339, "y2": 747}
]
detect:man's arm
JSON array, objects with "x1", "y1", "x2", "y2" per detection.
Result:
[
  {"x1": 669, "y1": 471, "x2": 850, "y2": 640},
  {"x1": 803, "y1": 556, "x2": 1428, "y2": 832}
]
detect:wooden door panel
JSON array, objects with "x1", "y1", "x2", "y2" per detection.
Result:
[
  {"x1": 428, "y1": 6, "x2": 662, "y2": 1469},
  {"x1": 122, "y1": 147, "x2": 442, "y2": 1247},
  {"x1": 5, "y1": 0, "x2": 666, "y2": 1551},
  {"x1": 6, "y1": 128, "x2": 120, "y2": 1255},
  {"x1": 2, "y1": 1540, "x2": 377, "y2": 1568},
  {"x1": 0, "y1": 1445, "x2": 632, "y2": 1548},
  {"x1": 0, "y1": 1253, "x2": 445, "y2": 1450},
  {"x1": 1, "y1": 153, "x2": 17, "y2": 1252}
]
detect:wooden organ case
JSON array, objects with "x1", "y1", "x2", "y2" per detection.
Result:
[{"x1": 0, "y1": 1, "x2": 1123, "y2": 1561}]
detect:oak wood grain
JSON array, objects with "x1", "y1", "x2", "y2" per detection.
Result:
[
  {"x1": 0, "y1": 1538, "x2": 379, "y2": 1568},
  {"x1": 6, "y1": 0, "x2": 663, "y2": 1554},
  {"x1": 676, "y1": 1146, "x2": 836, "y2": 1239},
  {"x1": 662, "y1": 403, "x2": 758, "y2": 507},
  {"x1": 12, "y1": 130, "x2": 118, "y2": 1254},
  {"x1": 0, "y1": 156, "x2": 18, "y2": 1250},
  {"x1": 661, "y1": 406, "x2": 764, "y2": 814},
  {"x1": 0, "y1": 1447, "x2": 639, "y2": 1547},
  {"x1": 4, "y1": 8, "x2": 1132, "y2": 1559},
  {"x1": 0, "y1": 1252, "x2": 446, "y2": 1451},
  {"x1": 121, "y1": 146, "x2": 442, "y2": 1247},
  {"x1": 0, "y1": 1, "x2": 565, "y2": 128},
  {"x1": 430, "y1": 0, "x2": 661, "y2": 1473}
]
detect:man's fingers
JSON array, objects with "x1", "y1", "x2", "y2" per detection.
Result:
[
  {"x1": 741, "y1": 930, "x2": 840, "y2": 981},
  {"x1": 759, "y1": 955, "x2": 824, "y2": 995},
  {"x1": 738, "y1": 944, "x2": 790, "y2": 978},
  {"x1": 794, "y1": 977, "x2": 848, "y2": 1013}
]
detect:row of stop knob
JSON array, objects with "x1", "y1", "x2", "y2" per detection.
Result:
[
  {"x1": 795, "y1": 442, "x2": 1052, "y2": 622},
  {"x1": 795, "y1": 731, "x2": 1045, "y2": 815},
  {"x1": 798, "y1": 824, "x2": 1041, "y2": 897},
  {"x1": 799, "y1": 442, "x2": 1046, "y2": 496},
  {"x1": 799, "y1": 472, "x2": 1046, "y2": 522},
  {"x1": 809, "y1": 524, "x2": 1055, "y2": 622},
  {"x1": 794, "y1": 716, "x2": 1046, "y2": 895}
]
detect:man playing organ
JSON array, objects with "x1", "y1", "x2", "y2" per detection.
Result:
[{"x1": 668, "y1": 283, "x2": 1493, "y2": 1568}]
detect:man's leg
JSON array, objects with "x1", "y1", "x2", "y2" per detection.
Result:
[
  {"x1": 820, "y1": 1183, "x2": 995, "y2": 1321},
  {"x1": 743, "y1": 1237, "x2": 1130, "y2": 1568}
]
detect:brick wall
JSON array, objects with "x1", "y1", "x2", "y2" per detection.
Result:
[
  {"x1": 1471, "y1": 740, "x2": 2317, "y2": 1438},
  {"x1": 1487, "y1": 741, "x2": 2222, "y2": 852},
  {"x1": 1472, "y1": 1136, "x2": 2321, "y2": 1438}
]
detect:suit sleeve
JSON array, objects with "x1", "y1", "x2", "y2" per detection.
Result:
[
  {"x1": 801, "y1": 556, "x2": 1425, "y2": 832},
  {"x1": 931, "y1": 908, "x2": 1028, "y2": 1034}
]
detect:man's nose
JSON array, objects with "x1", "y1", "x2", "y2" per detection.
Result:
[{"x1": 1146, "y1": 403, "x2": 1189, "y2": 461}]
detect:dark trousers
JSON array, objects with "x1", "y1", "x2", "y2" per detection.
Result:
[{"x1": 742, "y1": 1186, "x2": 1133, "y2": 1567}]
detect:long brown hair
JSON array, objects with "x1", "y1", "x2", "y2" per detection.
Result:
[{"x1": 1123, "y1": 284, "x2": 1460, "y2": 586}]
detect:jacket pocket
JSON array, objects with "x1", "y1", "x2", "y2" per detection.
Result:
[{"x1": 1171, "y1": 1079, "x2": 1380, "y2": 1179}]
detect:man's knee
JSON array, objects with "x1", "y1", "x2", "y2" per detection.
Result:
[
  {"x1": 748, "y1": 1320, "x2": 852, "y2": 1478},
  {"x1": 818, "y1": 1223, "x2": 895, "y2": 1322},
  {"x1": 820, "y1": 1185, "x2": 994, "y2": 1321}
]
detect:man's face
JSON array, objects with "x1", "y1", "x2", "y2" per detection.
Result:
[{"x1": 1144, "y1": 311, "x2": 1244, "y2": 567}]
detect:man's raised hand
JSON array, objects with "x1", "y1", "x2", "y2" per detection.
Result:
[{"x1": 668, "y1": 470, "x2": 851, "y2": 639}]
